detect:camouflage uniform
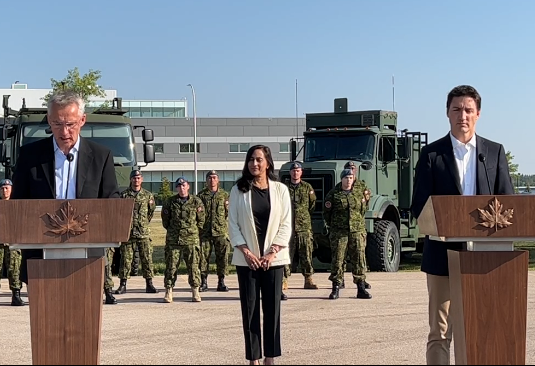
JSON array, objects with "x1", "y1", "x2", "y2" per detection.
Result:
[
  {"x1": 283, "y1": 179, "x2": 318, "y2": 289},
  {"x1": 161, "y1": 180, "x2": 205, "y2": 302},
  {"x1": 324, "y1": 169, "x2": 372, "y2": 299},
  {"x1": 104, "y1": 248, "x2": 115, "y2": 291},
  {"x1": 0, "y1": 244, "x2": 22, "y2": 291},
  {"x1": 115, "y1": 186, "x2": 158, "y2": 294},
  {"x1": 197, "y1": 185, "x2": 231, "y2": 292}
]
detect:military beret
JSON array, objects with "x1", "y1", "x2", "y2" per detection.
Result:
[
  {"x1": 206, "y1": 170, "x2": 219, "y2": 178},
  {"x1": 175, "y1": 176, "x2": 189, "y2": 187},
  {"x1": 130, "y1": 170, "x2": 142, "y2": 179},
  {"x1": 290, "y1": 161, "x2": 302, "y2": 170},
  {"x1": 344, "y1": 161, "x2": 356, "y2": 169},
  {"x1": 340, "y1": 168, "x2": 354, "y2": 180},
  {"x1": 0, "y1": 179, "x2": 12, "y2": 186}
]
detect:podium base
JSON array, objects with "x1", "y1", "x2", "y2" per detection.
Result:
[
  {"x1": 27, "y1": 256, "x2": 105, "y2": 365},
  {"x1": 448, "y1": 249, "x2": 528, "y2": 365}
]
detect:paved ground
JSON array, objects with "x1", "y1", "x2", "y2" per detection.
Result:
[{"x1": 1, "y1": 271, "x2": 535, "y2": 365}]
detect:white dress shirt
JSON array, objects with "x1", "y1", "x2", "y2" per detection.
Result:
[
  {"x1": 54, "y1": 137, "x2": 80, "y2": 199},
  {"x1": 450, "y1": 132, "x2": 476, "y2": 196}
]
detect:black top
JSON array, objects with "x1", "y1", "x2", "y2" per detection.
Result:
[{"x1": 251, "y1": 185, "x2": 271, "y2": 257}]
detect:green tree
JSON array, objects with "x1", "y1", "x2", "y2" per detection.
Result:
[
  {"x1": 506, "y1": 151, "x2": 520, "y2": 192},
  {"x1": 157, "y1": 177, "x2": 174, "y2": 204},
  {"x1": 41, "y1": 67, "x2": 109, "y2": 107}
]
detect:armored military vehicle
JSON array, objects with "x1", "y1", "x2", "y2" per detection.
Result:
[
  {"x1": 1, "y1": 95, "x2": 155, "y2": 191},
  {"x1": 278, "y1": 98, "x2": 427, "y2": 272}
]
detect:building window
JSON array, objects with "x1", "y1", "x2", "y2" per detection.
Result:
[
  {"x1": 154, "y1": 143, "x2": 164, "y2": 154},
  {"x1": 230, "y1": 143, "x2": 249, "y2": 153},
  {"x1": 179, "y1": 143, "x2": 200, "y2": 154},
  {"x1": 279, "y1": 142, "x2": 289, "y2": 153}
]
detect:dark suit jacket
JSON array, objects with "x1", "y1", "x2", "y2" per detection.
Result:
[
  {"x1": 11, "y1": 135, "x2": 120, "y2": 284},
  {"x1": 410, "y1": 133, "x2": 514, "y2": 276}
]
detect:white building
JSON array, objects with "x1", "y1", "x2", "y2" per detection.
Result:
[{"x1": 0, "y1": 83, "x2": 187, "y2": 118}]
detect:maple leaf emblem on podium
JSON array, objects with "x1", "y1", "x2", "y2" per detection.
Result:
[
  {"x1": 477, "y1": 197, "x2": 514, "y2": 232},
  {"x1": 45, "y1": 201, "x2": 89, "y2": 238}
]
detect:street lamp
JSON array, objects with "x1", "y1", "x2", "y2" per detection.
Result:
[{"x1": 187, "y1": 84, "x2": 198, "y2": 194}]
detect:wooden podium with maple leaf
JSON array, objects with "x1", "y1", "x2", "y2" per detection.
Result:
[
  {"x1": 0, "y1": 198, "x2": 134, "y2": 365},
  {"x1": 418, "y1": 195, "x2": 532, "y2": 365}
]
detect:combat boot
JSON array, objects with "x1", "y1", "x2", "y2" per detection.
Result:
[
  {"x1": 304, "y1": 275, "x2": 318, "y2": 289},
  {"x1": 11, "y1": 289, "x2": 26, "y2": 306},
  {"x1": 114, "y1": 279, "x2": 127, "y2": 294},
  {"x1": 329, "y1": 283, "x2": 340, "y2": 300},
  {"x1": 104, "y1": 289, "x2": 117, "y2": 305},
  {"x1": 163, "y1": 288, "x2": 173, "y2": 303},
  {"x1": 364, "y1": 281, "x2": 371, "y2": 289},
  {"x1": 200, "y1": 275, "x2": 208, "y2": 292},
  {"x1": 356, "y1": 280, "x2": 372, "y2": 299},
  {"x1": 145, "y1": 278, "x2": 158, "y2": 293},
  {"x1": 217, "y1": 276, "x2": 229, "y2": 292},
  {"x1": 192, "y1": 287, "x2": 201, "y2": 302}
]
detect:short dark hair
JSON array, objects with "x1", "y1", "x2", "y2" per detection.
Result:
[
  {"x1": 236, "y1": 145, "x2": 278, "y2": 193},
  {"x1": 446, "y1": 85, "x2": 482, "y2": 111}
]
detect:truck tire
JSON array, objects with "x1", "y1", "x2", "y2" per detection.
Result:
[{"x1": 366, "y1": 220, "x2": 401, "y2": 272}]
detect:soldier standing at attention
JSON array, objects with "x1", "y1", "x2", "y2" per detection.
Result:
[
  {"x1": 197, "y1": 170, "x2": 231, "y2": 292},
  {"x1": 323, "y1": 169, "x2": 372, "y2": 300},
  {"x1": 161, "y1": 177, "x2": 205, "y2": 303},
  {"x1": 115, "y1": 170, "x2": 158, "y2": 294},
  {"x1": 0, "y1": 179, "x2": 25, "y2": 306},
  {"x1": 283, "y1": 162, "x2": 318, "y2": 291},
  {"x1": 334, "y1": 161, "x2": 372, "y2": 290}
]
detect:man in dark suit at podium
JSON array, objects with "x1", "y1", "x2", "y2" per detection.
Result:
[
  {"x1": 410, "y1": 85, "x2": 514, "y2": 365},
  {"x1": 11, "y1": 90, "x2": 120, "y2": 305}
]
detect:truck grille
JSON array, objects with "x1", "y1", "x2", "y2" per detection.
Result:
[{"x1": 279, "y1": 173, "x2": 334, "y2": 219}]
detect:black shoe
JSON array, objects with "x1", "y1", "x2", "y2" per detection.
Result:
[
  {"x1": 105, "y1": 289, "x2": 117, "y2": 305},
  {"x1": 357, "y1": 281, "x2": 372, "y2": 299},
  {"x1": 329, "y1": 283, "x2": 340, "y2": 300},
  {"x1": 11, "y1": 289, "x2": 26, "y2": 306},
  {"x1": 115, "y1": 279, "x2": 127, "y2": 294},
  {"x1": 145, "y1": 278, "x2": 159, "y2": 293},
  {"x1": 217, "y1": 276, "x2": 229, "y2": 292},
  {"x1": 364, "y1": 281, "x2": 371, "y2": 289},
  {"x1": 200, "y1": 276, "x2": 208, "y2": 292},
  {"x1": 281, "y1": 292, "x2": 288, "y2": 301}
]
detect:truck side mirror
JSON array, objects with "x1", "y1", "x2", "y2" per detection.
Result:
[
  {"x1": 360, "y1": 160, "x2": 373, "y2": 171},
  {"x1": 143, "y1": 144, "x2": 155, "y2": 164},
  {"x1": 142, "y1": 129, "x2": 154, "y2": 142},
  {"x1": 290, "y1": 140, "x2": 297, "y2": 161},
  {"x1": 399, "y1": 136, "x2": 411, "y2": 160}
]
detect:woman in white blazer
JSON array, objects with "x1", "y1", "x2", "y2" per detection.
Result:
[{"x1": 228, "y1": 145, "x2": 292, "y2": 366}]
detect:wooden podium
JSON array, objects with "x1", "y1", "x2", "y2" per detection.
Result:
[
  {"x1": 0, "y1": 198, "x2": 134, "y2": 365},
  {"x1": 418, "y1": 195, "x2": 532, "y2": 365}
]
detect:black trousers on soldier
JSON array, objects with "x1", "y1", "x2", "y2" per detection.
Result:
[{"x1": 236, "y1": 265, "x2": 283, "y2": 361}]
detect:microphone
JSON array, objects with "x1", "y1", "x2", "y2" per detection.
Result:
[
  {"x1": 478, "y1": 153, "x2": 492, "y2": 194},
  {"x1": 65, "y1": 153, "x2": 74, "y2": 199}
]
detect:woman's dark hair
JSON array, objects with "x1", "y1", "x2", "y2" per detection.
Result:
[{"x1": 236, "y1": 144, "x2": 278, "y2": 193}]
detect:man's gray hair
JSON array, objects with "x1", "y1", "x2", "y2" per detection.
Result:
[{"x1": 47, "y1": 90, "x2": 85, "y2": 117}]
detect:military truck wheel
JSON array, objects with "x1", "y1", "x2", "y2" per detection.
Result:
[{"x1": 366, "y1": 220, "x2": 401, "y2": 272}]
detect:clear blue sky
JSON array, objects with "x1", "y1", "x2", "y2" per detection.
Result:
[{"x1": 2, "y1": 0, "x2": 534, "y2": 172}]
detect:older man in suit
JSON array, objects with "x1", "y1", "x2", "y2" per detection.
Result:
[
  {"x1": 11, "y1": 89, "x2": 120, "y2": 305},
  {"x1": 410, "y1": 85, "x2": 514, "y2": 365}
]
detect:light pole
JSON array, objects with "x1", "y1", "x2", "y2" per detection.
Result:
[{"x1": 187, "y1": 84, "x2": 198, "y2": 194}]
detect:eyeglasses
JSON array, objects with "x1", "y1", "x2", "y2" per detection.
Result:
[{"x1": 49, "y1": 122, "x2": 79, "y2": 131}]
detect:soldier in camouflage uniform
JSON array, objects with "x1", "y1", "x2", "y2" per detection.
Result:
[
  {"x1": 0, "y1": 179, "x2": 25, "y2": 306},
  {"x1": 323, "y1": 169, "x2": 372, "y2": 300},
  {"x1": 283, "y1": 162, "x2": 318, "y2": 291},
  {"x1": 197, "y1": 170, "x2": 231, "y2": 292},
  {"x1": 333, "y1": 161, "x2": 371, "y2": 290},
  {"x1": 115, "y1": 170, "x2": 158, "y2": 294},
  {"x1": 104, "y1": 247, "x2": 117, "y2": 304},
  {"x1": 161, "y1": 177, "x2": 205, "y2": 303}
]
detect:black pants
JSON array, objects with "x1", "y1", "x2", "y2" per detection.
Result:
[{"x1": 236, "y1": 264, "x2": 283, "y2": 361}]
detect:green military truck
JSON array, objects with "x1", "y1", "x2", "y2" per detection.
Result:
[
  {"x1": 278, "y1": 98, "x2": 427, "y2": 272},
  {"x1": 0, "y1": 95, "x2": 155, "y2": 190}
]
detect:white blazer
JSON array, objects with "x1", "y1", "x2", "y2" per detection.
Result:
[{"x1": 229, "y1": 179, "x2": 292, "y2": 267}]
